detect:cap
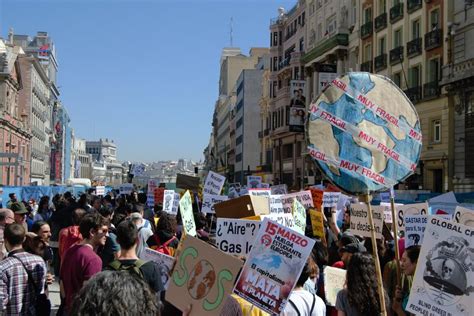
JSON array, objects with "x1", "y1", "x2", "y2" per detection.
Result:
[
  {"x1": 340, "y1": 231, "x2": 359, "y2": 246},
  {"x1": 341, "y1": 242, "x2": 367, "y2": 254},
  {"x1": 9, "y1": 202, "x2": 28, "y2": 215}
]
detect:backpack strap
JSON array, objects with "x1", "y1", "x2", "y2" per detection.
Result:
[
  {"x1": 309, "y1": 294, "x2": 316, "y2": 315},
  {"x1": 108, "y1": 260, "x2": 122, "y2": 271},
  {"x1": 133, "y1": 259, "x2": 147, "y2": 269},
  {"x1": 288, "y1": 299, "x2": 301, "y2": 316},
  {"x1": 162, "y1": 236, "x2": 177, "y2": 247}
]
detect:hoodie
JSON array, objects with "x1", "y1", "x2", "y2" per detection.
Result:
[{"x1": 59, "y1": 225, "x2": 83, "y2": 260}]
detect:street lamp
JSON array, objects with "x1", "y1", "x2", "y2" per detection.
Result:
[{"x1": 5, "y1": 136, "x2": 16, "y2": 185}]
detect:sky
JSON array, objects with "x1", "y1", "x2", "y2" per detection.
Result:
[{"x1": 0, "y1": 0, "x2": 295, "y2": 163}]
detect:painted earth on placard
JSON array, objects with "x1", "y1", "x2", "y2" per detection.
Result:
[{"x1": 307, "y1": 72, "x2": 422, "y2": 194}]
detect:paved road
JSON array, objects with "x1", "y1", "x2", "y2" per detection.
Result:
[{"x1": 49, "y1": 280, "x2": 61, "y2": 315}]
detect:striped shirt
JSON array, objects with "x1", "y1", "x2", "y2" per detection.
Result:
[{"x1": 0, "y1": 250, "x2": 46, "y2": 315}]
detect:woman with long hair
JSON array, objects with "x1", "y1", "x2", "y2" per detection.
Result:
[
  {"x1": 392, "y1": 245, "x2": 421, "y2": 316},
  {"x1": 336, "y1": 252, "x2": 386, "y2": 316}
]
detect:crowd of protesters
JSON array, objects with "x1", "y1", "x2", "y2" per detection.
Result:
[{"x1": 0, "y1": 188, "x2": 421, "y2": 316}]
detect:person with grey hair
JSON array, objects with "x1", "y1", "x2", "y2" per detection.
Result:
[
  {"x1": 0, "y1": 208, "x2": 15, "y2": 260},
  {"x1": 130, "y1": 212, "x2": 153, "y2": 258}
]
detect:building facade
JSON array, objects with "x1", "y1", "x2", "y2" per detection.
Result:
[
  {"x1": 0, "y1": 40, "x2": 31, "y2": 186},
  {"x1": 73, "y1": 138, "x2": 92, "y2": 180},
  {"x1": 86, "y1": 138, "x2": 123, "y2": 186},
  {"x1": 269, "y1": 1, "x2": 307, "y2": 189}
]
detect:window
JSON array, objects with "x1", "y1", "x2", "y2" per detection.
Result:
[
  {"x1": 273, "y1": 32, "x2": 278, "y2": 46},
  {"x1": 326, "y1": 15, "x2": 337, "y2": 35},
  {"x1": 317, "y1": 23, "x2": 323, "y2": 41},
  {"x1": 236, "y1": 135, "x2": 243, "y2": 145},
  {"x1": 432, "y1": 119, "x2": 441, "y2": 143},
  {"x1": 430, "y1": 8, "x2": 440, "y2": 30},
  {"x1": 294, "y1": 67, "x2": 300, "y2": 80},
  {"x1": 379, "y1": 0, "x2": 386, "y2": 14},
  {"x1": 379, "y1": 37, "x2": 386, "y2": 55},
  {"x1": 428, "y1": 58, "x2": 440, "y2": 82},
  {"x1": 236, "y1": 100, "x2": 243, "y2": 112},
  {"x1": 351, "y1": 0, "x2": 357, "y2": 26},
  {"x1": 364, "y1": 44, "x2": 372, "y2": 61},
  {"x1": 394, "y1": 28, "x2": 403, "y2": 47},
  {"x1": 409, "y1": 65, "x2": 421, "y2": 88},
  {"x1": 393, "y1": 72, "x2": 401, "y2": 87},
  {"x1": 236, "y1": 153, "x2": 242, "y2": 163},
  {"x1": 236, "y1": 117, "x2": 243, "y2": 128},
  {"x1": 412, "y1": 19, "x2": 420, "y2": 40},
  {"x1": 273, "y1": 57, "x2": 278, "y2": 71},
  {"x1": 364, "y1": 7, "x2": 372, "y2": 23},
  {"x1": 299, "y1": 37, "x2": 304, "y2": 52},
  {"x1": 283, "y1": 144, "x2": 293, "y2": 159}
]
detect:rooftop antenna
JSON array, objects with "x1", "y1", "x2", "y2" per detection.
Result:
[{"x1": 230, "y1": 17, "x2": 233, "y2": 47}]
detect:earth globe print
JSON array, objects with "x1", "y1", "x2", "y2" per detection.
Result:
[
  {"x1": 307, "y1": 72, "x2": 422, "y2": 194},
  {"x1": 187, "y1": 260, "x2": 216, "y2": 300}
]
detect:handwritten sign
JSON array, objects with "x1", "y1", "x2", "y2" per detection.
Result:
[
  {"x1": 247, "y1": 176, "x2": 262, "y2": 188},
  {"x1": 269, "y1": 195, "x2": 284, "y2": 214},
  {"x1": 309, "y1": 188, "x2": 323, "y2": 208},
  {"x1": 396, "y1": 203, "x2": 429, "y2": 233},
  {"x1": 233, "y1": 218, "x2": 315, "y2": 315},
  {"x1": 248, "y1": 189, "x2": 271, "y2": 198},
  {"x1": 179, "y1": 191, "x2": 196, "y2": 236},
  {"x1": 140, "y1": 247, "x2": 175, "y2": 289},
  {"x1": 282, "y1": 191, "x2": 314, "y2": 213},
  {"x1": 309, "y1": 209, "x2": 325, "y2": 241},
  {"x1": 154, "y1": 187, "x2": 165, "y2": 206},
  {"x1": 95, "y1": 186, "x2": 105, "y2": 196},
  {"x1": 324, "y1": 267, "x2": 346, "y2": 306},
  {"x1": 350, "y1": 204, "x2": 383, "y2": 239},
  {"x1": 147, "y1": 180, "x2": 158, "y2": 207},
  {"x1": 203, "y1": 171, "x2": 226, "y2": 195},
  {"x1": 216, "y1": 218, "x2": 261, "y2": 256},
  {"x1": 454, "y1": 206, "x2": 474, "y2": 227},
  {"x1": 163, "y1": 190, "x2": 179, "y2": 215},
  {"x1": 260, "y1": 213, "x2": 295, "y2": 229},
  {"x1": 119, "y1": 183, "x2": 133, "y2": 195},
  {"x1": 322, "y1": 192, "x2": 341, "y2": 208},
  {"x1": 270, "y1": 184, "x2": 287, "y2": 195},
  {"x1": 202, "y1": 194, "x2": 229, "y2": 214},
  {"x1": 292, "y1": 199, "x2": 307, "y2": 235}
]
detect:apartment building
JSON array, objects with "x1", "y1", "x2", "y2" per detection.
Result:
[{"x1": 269, "y1": 0, "x2": 307, "y2": 188}]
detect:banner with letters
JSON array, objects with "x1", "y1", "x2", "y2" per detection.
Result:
[
  {"x1": 248, "y1": 188, "x2": 271, "y2": 198},
  {"x1": 203, "y1": 171, "x2": 226, "y2": 195},
  {"x1": 281, "y1": 191, "x2": 314, "y2": 213},
  {"x1": 216, "y1": 218, "x2": 261, "y2": 256},
  {"x1": 233, "y1": 218, "x2": 315, "y2": 315},
  {"x1": 396, "y1": 203, "x2": 429, "y2": 233},
  {"x1": 269, "y1": 195, "x2": 284, "y2": 214},
  {"x1": 349, "y1": 204, "x2": 383, "y2": 239},
  {"x1": 406, "y1": 217, "x2": 474, "y2": 316}
]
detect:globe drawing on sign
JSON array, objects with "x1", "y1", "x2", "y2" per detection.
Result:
[
  {"x1": 187, "y1": 260, "x2": 216, "y2": 300},
  {"x1": 307, "y1": 72, "x2": 422, "y2": 195}
]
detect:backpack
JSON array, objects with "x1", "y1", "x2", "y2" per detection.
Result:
[
  {"x1": 151, "y1": 235, "x2": 177, "y2": 257},
  {"x1": 108, "y1": 259, "x2": 147, "y2": 279}
]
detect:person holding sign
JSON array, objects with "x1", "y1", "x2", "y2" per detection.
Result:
[
  {"x1": 336, "y1": 252, "x2": 387, "y2": 316},
  {"x1": 391, "y1": 245, "x2": 420, "y2": 316}
]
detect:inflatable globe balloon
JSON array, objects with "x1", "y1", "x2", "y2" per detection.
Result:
[{"x1": 307, "y1": 72, "x2": 422, "y2": 195}]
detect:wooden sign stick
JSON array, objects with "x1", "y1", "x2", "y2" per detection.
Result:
[{"x1": 390, "y1": 195, "x2": 402, "y2": 286}]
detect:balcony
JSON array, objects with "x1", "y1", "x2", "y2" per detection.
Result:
[
  {"x1": 425, "y1": 29, "x2": 442, "y2": 51},
  {"x1": 361, "y1": 60, "x2": 373, "y2": 72},
  {"x1": 374, "y1": 13, "x2": 387, "y2": 32},
  {"x1": 407, "y1": 37, "x2": 422, "y2": 57},
  {"x1": 423, "y1": 81, "x2": 440, "y2": 99},
  {"x1": 278, "y1": 56, "x2": 291, "y2": 70},
  {"x1": 264, "y1": 128, "x2": 270, "y2": 136},
  {"x1": 407, "y1": 0, "x2": 422, "y2": 13},
  {"x1": 361, "y1": 21, "x2": 373, "y2": 39},
  {"x1": 390, "y1": 46, "x2": 404, "y2": 65},
  {"x1": 390, "y1": 3, "x2": 404, "y2": 23},
  {"x1": 404, "y1": 86, "x2": 422, "y2": 104},
  {"x1": 302, "y1": 33, "x2": 349, "y2": 64},
  {"x1": 374, "y1": 54, "x2": 388, "y2": 71}
]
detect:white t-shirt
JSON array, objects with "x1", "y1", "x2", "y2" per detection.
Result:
[{"x1": 282, "y1": 289, "x2": 326, "y2": 316}]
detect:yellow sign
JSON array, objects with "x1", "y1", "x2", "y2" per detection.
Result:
[{"x1": 309, "y1": 208, "x2": 325, "y2": 241}]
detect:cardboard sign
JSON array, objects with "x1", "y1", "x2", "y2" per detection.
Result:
[
  {"x1": 176, "y1": 174, "x2": 200, "y2": 192},
  {"x1": 119, "y1": 183, "x2": 134, "y2": 195},
  {"x1": 202, "y1": 194, "x2": 229, "y2": 214},
  {"x1": 259, "y1": 213, "x2": 296, "y2": 230},
  {"x1": 247, "y1": 176, "x2": 262, "y2": 189},
  {"x1": 406, "y1": 217, "x2": 474, "y2": 316},
  {"x1": 154, "y1": 187, "x2": 165, "y2": 206},
  {"x1": 233, "y1": 218, "x2": 315, "y2": 315},
  {"x1": 179, "y1": 191, "x2": 196, "y2": 237},
  {"x1": 214, "y1": 195, "x2": 270, "y2": 219},
  {"x1": 309, "y1": 209, "x2": 325, "y2": 240},
  {"x1": 281, "y1": 191, "x2": 314, "y2": 213},
  {"x1": 309, "y1": 188, "x2": 323, "y2": 208},
  {"x1": 167, "y1": 236, "x2": 243, "y2": 316},
  {"x1": 140, "y1": 247, "x2": 175, "y2": 289},
  {"x1": 454, "y1": 206, "x2": 474, "y2": 227},
  {"x1": 269, "y1": 195, "x2": 284, "y2": 214},
  {"x1": 396, "y1": 203, "x2": 429, "y2": 233},
  {"x1": 292, "y1": 199, "x2": 307, "y2": 235},
  {"x1": 163, "y1": 190, "x2": 179, "y2": 215},
  {"x1": 95, "y1": 186, "x2": 105, "y2": 196},
  {"x1": 323, "y1": 267, "x2": 346, "y2": 306},
  {"x1": 131, "y1": 163, "x2": 146, "y2": 176},
  {"x1": 322, "y1": 192, "x2": 341, "y2": 208},
  {"x1": 216, "y1": 218, "x2": 262, "y2": 256},
  {"x1": 248, "y1": 188, "x2": 271, "y2": 198},
  {"x1": 349, "y1": 204, "x2": 383, "y2": 239},
  {"x1": 379, "y1": 202, "x2": 404, "y2": 224},
  {"x1": 147, "y1": 180, "x2": 158, "y2": 207},
  {"x1": 404, "y1": 215, "x2": 428, "y2": 248},
  {"x1": 203, "y1": 171, "x2": 226, "y2": 195},
  {"x1": 270, "y1": 184, "x2": 288, "y2": 195}
]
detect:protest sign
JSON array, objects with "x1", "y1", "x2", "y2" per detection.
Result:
[
  {"x1": 323, "y1": 267, "x2": 346, "y2": 306},
  {"x1": 404, "y1": 215, "x2": 428, "y2": 248},
  {"x1": 247, "y1": 176, "x2": 262, "y2": 188},
  {"x1": 147, "y1": 180, "x2": 158, "y2": 207},
  {"x1": 202, "y1": 194, "x2": 229, "y2": 214},
  {"x1": 163, "y1": 190, "x2": 178, "y2": 215},
  {"x1": 154, "y1": 187, "x2": 165, "y2": 206},
  {"x1": 270, "y1": 184, "x2": 288, "y2": 195},
  {"x1": 214, "y1": 195, "x2": 269, "y2": 219},
  {"x1": 309, "y1": 188, "x2": 323, "y2": 208},
  {"x1": 258, "y1": 213, "x2": 295, "y2": 230},
  {"x1": 406, "y1": 217, "x2": 474, "y2": 316},
  {"x1": 131, "y1": 163, "x2": 146, "y2": 176},
  {"x1": 203, "y1": 171, "x2": 226, "y2": 195},
  {"x1": 179, "y1": 191, "x2": 196, "y2": 236},
  {"x1": 378, "y1": 202, "x2": 403, "y2": 223},
  {"x1": 176, "y1": 174, "x2": 200, "y2": 192},
  {"x1": 281, "y1": 191, "x2": 314, "y2": 213},
  {"x1": 309, "y1": 208, "x2": 325, "y2": 241},
  {"x1": 260, "y1": 183, "x2": 270, "y2": 188},
  {"x1": 454, "y1": 206, "x2": 474, "y2": 227},
  {"x1": 269, "y1": 195, "x2": 284, "y2": 214},
  {"x1": 248, "y1": 188, "x2": 271, "y2": 198},
  {"x1": 350, "y1": 204, "x2": 383, "y2": 239},
  {"x1": 216, "y1": 218, "x2": 261, "y2": 256},
  {"x1": 119, "y1": 183, "x2": 133, "y2": 195},
  {"x1": 167, "y1": 236, "x2": 243, "y2": 316},
  {"x1": 233, "y1": 218, "x2": 315, "y2": 315},
  {"x1": 140, "y1": 248, "x2": 175, "y2": 289},
  {"x1": 95, "y1": 186, "x2": 105, "y2": 196},
  {"x1": 322, "y1": 192, "x2": 341, "y2": 208},
  {"x1": 292, "y1": 199, "x2": 307, "y2": 235},
  {"x1": 396, "y1": 203, "x2": 429, "y2": 233}
]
